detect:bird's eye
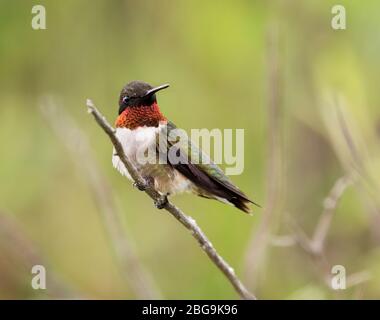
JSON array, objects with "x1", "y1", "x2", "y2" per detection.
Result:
[{"x1": 122, "y1": 96, "x2": 130, "y2": 105}]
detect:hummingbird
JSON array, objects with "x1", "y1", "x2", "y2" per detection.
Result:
[{"x1": 112, "y1": 80, "x2": 259, "y2": 213}]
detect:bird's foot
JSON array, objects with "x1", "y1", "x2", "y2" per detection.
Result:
[
  {"x1": 133, "y1": 176, "x2": 155, "y2": 191},
  {"x1": 133, "y1": 181, "x2": 147, "y2": 191},
  {"x1": 154, "y1": 195, "x2": 168, "y2": 210}
]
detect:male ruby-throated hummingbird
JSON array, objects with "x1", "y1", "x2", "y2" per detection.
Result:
[{"x1": 112, "y1": 80, "x2": 259, "y2": 213}]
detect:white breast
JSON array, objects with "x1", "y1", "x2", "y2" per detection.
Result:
[
  {"x1": 112, "y1": 126, "x2": 159, "y2": 179},
  {"x1": 112, "y1": 125, "x2": 194, "y2": 196}
]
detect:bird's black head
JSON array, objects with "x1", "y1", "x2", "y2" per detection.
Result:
[{"x1": 118, "y1": 80, "x2": 169, "y2": 115}]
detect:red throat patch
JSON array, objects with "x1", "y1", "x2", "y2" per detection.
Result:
[{"x1": 115, "y1": 102, "x2": 167, "y2": 129}]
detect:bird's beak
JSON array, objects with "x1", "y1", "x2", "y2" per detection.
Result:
[{"x1": 144, "y1": 84, "x2": 170, "y2": 97}]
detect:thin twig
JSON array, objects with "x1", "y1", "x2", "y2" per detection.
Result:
[
  {"x1": 244, "y1": 24, "x2": 283, "y2": 287},
  {"x1": 346, "y1": 271, "x2": 371, "y2": 289},
  {"x1": 285, "y1": 174, "x2": 352, "y2": 257},
  {"x1": 40, "y1": 98, "x2": 160, "y2": 299},
  {"x1": 335, "y1": 102, "x2": 380, "y2": 242},
  {"x1": 86, "y1": 99, "x2": 257, "y2": 300},
  {"x1": 284, "y1": 174, "x2": 352, "y2": 257},
  {"x1": 335, "y1": 102, "x2": 364, "y2": 173},
  {"x1": 280, "y1": 175, "x2": 370, "y2": 291},
  {"x1": 284, "y1": 213, "x2": 339, "y2": 289},
  {"x1": 311, "y1": 175, "x2": 353, "y2": 254}
]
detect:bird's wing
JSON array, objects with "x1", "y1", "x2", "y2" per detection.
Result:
[{"x1": 157, "y1": 121, "x2": 259, "y2": 213}]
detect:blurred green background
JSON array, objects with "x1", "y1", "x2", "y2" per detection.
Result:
[{"x1": 1, "y1": 0, "x2": 380, "y2": 299}]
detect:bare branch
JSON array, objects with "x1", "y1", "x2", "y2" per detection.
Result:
[
  {"x1": 244, "y1": 24, "x2": 283, "y2": 287},
  {"x1": 86, "y1": 99, "x2": 257, "y2": 300},
  {"x1": 334, "y1": 102, "x2": 380, "y2": 242},
  {"x1": 346, "y1": 271, "x2": 371, "y2": 289},
  {"x1": 311, "y1": 175, "x2": 353, "y2": 254},
  {"x1": 269, "y1": 235, "x2": 296, "y2": 247},
  {"x1": 284, "y1": 212, "x2": 338, "y2": 288},
  {"x1": 282, "y1": 175, "x2": 370, "y2": 291},
  {"x1": 285, "y1": 174, "x2": 352, "y2": 257},
  {"x1": 41, "y1": 98, "x2": 160, "y2": 299}
]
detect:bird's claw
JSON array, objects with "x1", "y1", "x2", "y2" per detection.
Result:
[
  {"x1": 133, "y1": 181, "x2": 147, "y2": 191},
  {"x1": 154, "y1": 196, "x2": 168, "y2": 209}
]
